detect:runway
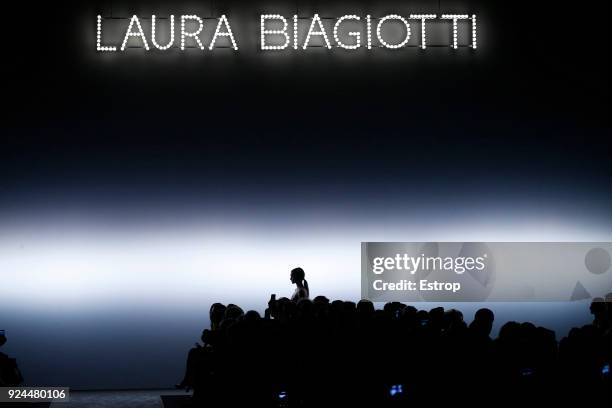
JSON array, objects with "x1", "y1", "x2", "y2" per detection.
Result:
[{"x1": 50, "y1": 389, "x2": 192, "y2": 408}]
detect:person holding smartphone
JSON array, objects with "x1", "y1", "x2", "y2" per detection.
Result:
[{"x1": 265, "y1": 267, "x2": 310, "y2": 319}]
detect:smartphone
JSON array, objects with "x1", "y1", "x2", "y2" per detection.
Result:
[
  {"x1": 270, "y1": 294, "x2": 276, "y2": 301},
  {"x1": 389, "y1": 384, "x2": 403, "y2": 397},
  {"x1": 520, "y1": 368, "x2": 534, "y2": 377},
  {"x1": 277, "y1": 391, "x2": 288, "y2": 408},
  {"x1": 0, "y1": 330, "x2": 5, "y2": 336}
]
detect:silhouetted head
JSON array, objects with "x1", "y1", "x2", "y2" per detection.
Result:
[
  {"x1": 520, "y1": 322, "x2": 536, "y2": 337},
  {"x1": 383, "y1": 302, "x2": 392, "y2": 313},
  {"x1": 290, "y1": 267, "x2": 309, "y2": 295},
  {"x1": 210, "y1": 303, "x2": 227, "y2": 330},
  {"x1": 224, "y1": 304, "x2": 244, "y2": 320},
  {"x1": 499, "y1": 321, "x2": 521, "y2": 341},
  {"x1": 475, "y1": 308, "x2": 494, "y2": 323},
  {"x1": 277, "y1": 297, "x2": 296, "y2": 321},
  {"x1": 444, "y1": 309, "x2": 464, "y2": 327},
  {"x1": 470, "y1": 308, "x2": 495, "y2": 337},
  {"x1": 330, "y1": 300, "x2": 344, "y2": 314},
  {"x1": 244, "y1": 310, "x2": 261, "y2": 323},
  {"x1": 290, "y1": 267, "x2": 305, "y2": 284},
  {"x1": 313, "y1": 295, "x2": 329, "y2": 305},
  {"x1": 357, "y1": 299, "x2": 375, "y2": 315},
  {"x1": 429, "y1": 307, "x2": 444, "y2": 322},
  {"x1": 397, "y1": 306, "x2": 418, "y2": 327},
  {"x1": 201, "y1": 329, "x2": 212, "y2": 344}
]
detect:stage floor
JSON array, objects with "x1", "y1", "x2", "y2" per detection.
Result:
[{"x1": 50, "y1": 389, "x2": 192, "y2": 408}]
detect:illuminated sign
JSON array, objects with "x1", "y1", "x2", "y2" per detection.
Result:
[{"x1": 96, "y1": 13, "x2": 478, "y2": 52}]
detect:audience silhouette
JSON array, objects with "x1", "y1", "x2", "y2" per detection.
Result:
[
  {"x1": 177, "y1": 290, "x2": 612, "y2": 406},
  {"x1": 0, "y1": 331, "x2": 24, "y2": 387},
  {"x1": 3, "y1": 268, "x2": 611, "y2": 406}
]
